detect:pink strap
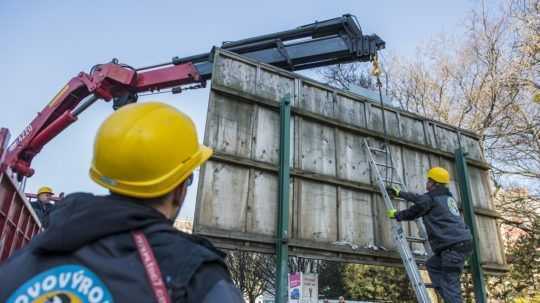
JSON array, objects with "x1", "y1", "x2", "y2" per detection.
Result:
[{"x1": 132, "y1": 230, "x2": 172, "y2": 303}]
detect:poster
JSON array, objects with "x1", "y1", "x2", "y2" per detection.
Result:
[
  {"x1": 288, "y1": 272, "x2": 318, "y2": 303},
  {"x1": 288, "y1": 272, "x2": 302, "y2": 303},
  {"x1": 301, "y1": 273, "x2": 318, "y2": 303}
]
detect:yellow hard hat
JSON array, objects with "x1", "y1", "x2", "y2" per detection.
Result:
[
  {"x1": 533, "y1": 93, "x2": 540, "y2": 104},
  {"x1": 89, "y1": 102, "x2": 213, "y2": 198},
  {"x1": 37, "y1": 186, "x2": 54, "y2": 195},
  {"x1": 427, "y1": 167, "x2": 450, "y2": 184}
]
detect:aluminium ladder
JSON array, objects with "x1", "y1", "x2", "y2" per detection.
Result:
[{"x1": 363, "y1": 138, "x2": 432, "y2": 303}]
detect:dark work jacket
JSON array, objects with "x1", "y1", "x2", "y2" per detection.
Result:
[
  {"x1": 396, "y1": 186, "x2": 473, "y2": 254},
  {"x1": 30, "y1": 201, "x2": 55, "y2": 229},
  {"x1": 0, "y1": 193, "x2": 243, "y2": 303}
]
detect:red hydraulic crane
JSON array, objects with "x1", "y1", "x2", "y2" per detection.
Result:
[
  {"x1": 0, "y1": 14, "x2": 384, "y2": 261},
  {"x1": 1, "y1": 60, "x2": 205, "y2": 179}
]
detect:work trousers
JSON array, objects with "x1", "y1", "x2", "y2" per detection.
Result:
[{"x1": 426, "y1": 242, "x2": 472, "y2": 303}]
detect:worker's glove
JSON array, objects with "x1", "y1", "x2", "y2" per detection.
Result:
[
  {"x1": 387, "y1": 209, "x2": 398, "y2": 219},
  {"x1": 386, "y1": 185, "x2": 401, "y2": 197}
]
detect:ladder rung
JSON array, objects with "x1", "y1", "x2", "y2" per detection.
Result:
[
  {"x1": 368, "y1": 146, "x2": 388, "y2": 153},
  {"x1": 406, "y1": 236, "x2": 427, "y2": 243},
  {"x1": 375, "y1": 162, "x2": 394, "y2": 168},
  {"x1": 383, "y1": 179, "x2": 402, "y2": 185}
]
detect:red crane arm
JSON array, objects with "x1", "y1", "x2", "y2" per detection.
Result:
[{"x1": 2, "y1": 60, "x2": 204, "y2": 179}]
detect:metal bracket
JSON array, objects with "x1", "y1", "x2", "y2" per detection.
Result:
[{"x1": 275, "y1": 40, "x2": 293, "y2": 70}]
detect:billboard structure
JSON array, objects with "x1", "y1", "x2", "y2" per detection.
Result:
[{"x1": 194, "y1": 49, "x2": 507, "y2": 273}]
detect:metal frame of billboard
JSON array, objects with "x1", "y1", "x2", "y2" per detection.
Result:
[{"x1": 194, "y1": 49, "x2": 508, "y2": 274}]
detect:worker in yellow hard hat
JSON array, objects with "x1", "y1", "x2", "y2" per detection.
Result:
[
  {"x1": 29, "y1": 186, "x2": 56, "y2": 229},
  {"x1": 0, "y1": 102, "x2": 243, "y2": 303},
  {"x1": 385, "y1": 167, "x2": 473, "y2": 303},
  {"x1": 37, "y1": 186, "x2": 54, "y2": 201}
]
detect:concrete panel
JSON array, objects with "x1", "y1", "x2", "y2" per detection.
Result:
[
  {"x1": 476, "y1": 216, "x2": 505, "y2": 264},
  {"x1": 197, "y1": 161, "x2": 249, "y2": 232},
  {"x1": 205, "y1": 92, "x2": 254, "y2": 158},
  {"x1": 336, "y1": 131, "x2": 370, "y2": 184},
  {"x1": 439, "y1": 158, "x2": 461, "y2": 201},
  {"x1": 367, "y1": 104, "x2": 400, "y2": 138},
  {"x1": 338, "y1": 188, "x2": 374, "y2": 246},
  {"x1": 298, "y1": 119, "x2": 337, "y2": 177},
  {"x1": 399, "y1": 149, "x2": 441, "y2": 254},
  {"x1": 246, "y1": 170, "x2": 278, "y2": 236},
  {"x1": 460, "y1": 134, "x2": 484, "y2": 161},
  {"x1": 425, "y1": 122, "x2": 438, "y2": 148},
  {"x1": 373, "y1": 193, "x2": 395, "y2": 251},
  {"x1": 256, "y1": 68, "x2": 295, "y2": 102},
  {"x1": 297, "y1": 180, "x2": 337, "y2": 242},
  {"x1": 299, "y1": 82, "x2": 335, "y2": 118},
  {"x1": 401, "y1": 148, "x2": 431, "y2": 193},
  {"x1": 400, "y1": 115, "x2": 425, "y2": 145},
  {"x1": 213, "y1": 56, "x2": 257, "y2": 94},
  {"x1": 435, "y1": 126, "x2": 460, "y2": 154},
  {"x1": 253, "y1": 107, "x2": 280, "y2": 164},
  {"x1": 335, "y1": 94, "x2": 366, "y2": 128},
  {"x1": 468, "y1": 166, "x2": 494, "y2": 209}
]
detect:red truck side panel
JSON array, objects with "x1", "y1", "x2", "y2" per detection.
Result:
[
  {"x1": 0, "y1": 171, "x2": 41, "y2": 262},
  {"x1": 0, "y1": 129, "x2": 41, "y2": 263}
]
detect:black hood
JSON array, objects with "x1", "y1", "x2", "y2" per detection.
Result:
[{"x1": 32, "y1": 193, "x2": 170, "y2": 254}]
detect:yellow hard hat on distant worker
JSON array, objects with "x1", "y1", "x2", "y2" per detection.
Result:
[
  {"x1": 427, "y1": 167, "x2": 450, "y2": 184},
  {"x1": 89, "y1": 102, "x2": 213, "y2": 198},
  {"x1": 533, "y1": 93, "x2": 540, "y2": 104},
  {"x1": 37, "y1": 186, "x2": 54, "y2": 195}
]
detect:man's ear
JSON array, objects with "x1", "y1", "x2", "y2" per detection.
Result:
[
  {"x1": 171, "y1": 186, "x2": 181, "y2": 207},
  {"x1": 172, "y1": 181, "x2": 187, "y2": 207}
]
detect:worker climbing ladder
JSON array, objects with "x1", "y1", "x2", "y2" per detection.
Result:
[
  {"x1": 364, "y1": 139, "x2": 432, "y2": 303},
  {"x1": 366, "y1": 53, "x2": 432, "y2": 303}
]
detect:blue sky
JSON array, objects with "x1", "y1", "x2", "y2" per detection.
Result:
[{"x1": 1, "y1": 0, "x2": 481, "y2": 219}]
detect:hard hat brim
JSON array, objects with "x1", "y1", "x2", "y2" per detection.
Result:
[
  {"x1": 90, "y1": 145, "x2": 213, "y2": 198},
  {"x1": 428, "y1": 177, "x2": 450, "y2": 184}
]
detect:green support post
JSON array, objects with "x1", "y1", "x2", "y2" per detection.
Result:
[
  {"x1": 276, "y1": 95, "x2": 291, "y2": 303},
  {"x1": 454, "y1": 148, "x2": 488, "y2": 303}
]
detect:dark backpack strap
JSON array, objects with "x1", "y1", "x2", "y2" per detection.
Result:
[{"x1": 132, "y1": 230, "x2": 172, "y2": 303}]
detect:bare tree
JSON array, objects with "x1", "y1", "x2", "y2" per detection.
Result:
[
  {"x1": 226, "y1": 250, "x2": 275, "y2": 303},
  {"x1": 488, "y1": 189, "x2": 540, "y2": 300},
  {"x1": 323, "y1": 0, "x2": 540, "y2": 192},
  {"x1": 226, "y1": 251, "x2": 323, "y2": 302},
  {"x1": 318, "y1": 63, "x2": 376, "y2": 90},
  {"x1": 319, "y1": 0, "x2": 540, "y2": 300},
  {"x1": 508, "y1": 0, "x2": 540, "y2": 91}
]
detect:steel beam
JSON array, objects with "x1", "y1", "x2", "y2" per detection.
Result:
[
  {"x1": 146, "y1": 15, "x2": 385, "y2": 79},
  {"x1": 454, "y1": 148, "x2": 488, "y2": 303},
  {"x1": 275, "y1": 95, "x2": 292, "y2": 303}
]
